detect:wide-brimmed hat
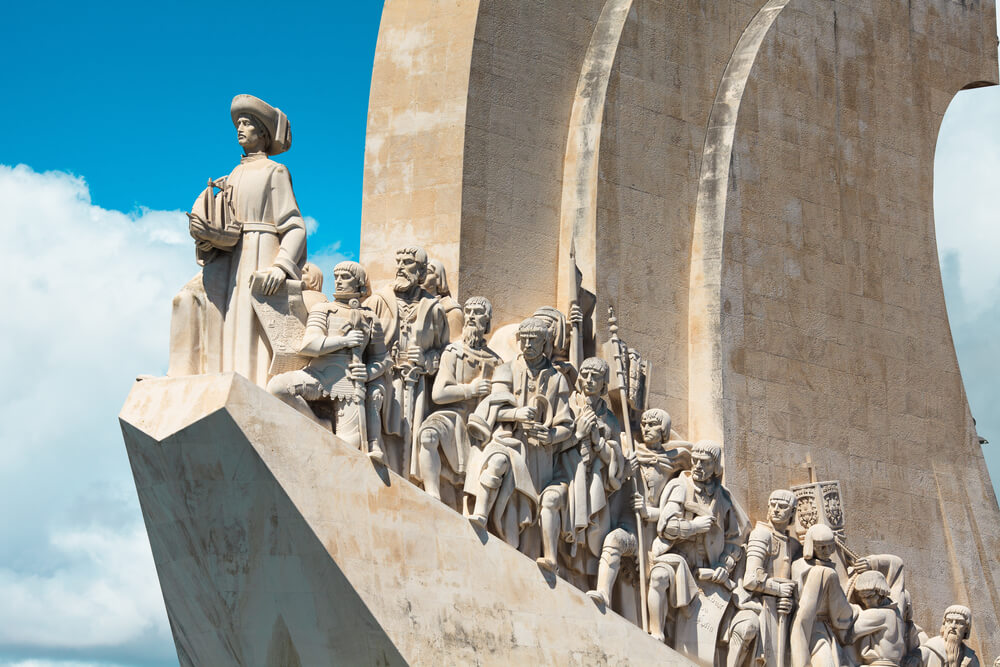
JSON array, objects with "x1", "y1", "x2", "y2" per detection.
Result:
[{"x1": 230, "y1": 94, "x2": 292, "y2": 156}]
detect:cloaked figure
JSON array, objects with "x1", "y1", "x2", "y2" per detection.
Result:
[{"x1": 169, "y1": 94, "x2": 306, "y2": 387}]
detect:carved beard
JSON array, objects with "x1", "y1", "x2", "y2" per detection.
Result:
[
  {"x1": 394, "y1": 273, "x2": 418, "y2": 292},
  {"x1": 944, "y1": 632, "x2": 963, "y2": 667},
  {"x1": 463, "y1": 322, "x2": 485, "y2": 348}
]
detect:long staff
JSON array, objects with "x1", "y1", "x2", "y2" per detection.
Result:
[{"x1": 608, "y1": 306, "x2": 649, "y2": 632}]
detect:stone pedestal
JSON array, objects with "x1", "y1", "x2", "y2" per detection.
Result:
[{"x1": 120, "y1": 373, "x2": 695, "y2": 665}]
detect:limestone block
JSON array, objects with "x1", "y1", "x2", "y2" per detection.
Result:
[{"x1": 120, "y1": 373, "x2": 695, "y2": 666}]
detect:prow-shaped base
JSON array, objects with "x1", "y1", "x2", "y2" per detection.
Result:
[{"x1": 120, "y1": 373, "x2": 695, "y2": 665}]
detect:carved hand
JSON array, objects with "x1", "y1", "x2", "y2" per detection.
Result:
[
  {"x1": 777, "y1": 596, "x2": 794, "y2": 615},
  {"x1": 851, "y1": 557, "x2": 871, "y2": 574},
  {"x1": 343, "y1": 330, "x2": 366, "y2": 349},
  {"x1": 470, "y1": 379, "x2": 491, "y2": 397},
  {"x1": 777, "y1": 581, "x2": 795, "y2": 599},
  {"x1": 405, "y1": 345, "x2": 425, "y2": 368},
  {"x1": 529, "y1": 425, "x2": 552, "y2": 444},
  {"x1": 632, "y1": 492, "x2": 648, "y2": 518},
  {"x1": 575, "y1": 411, "x2": 597, "y2": 440},
  {"x1": 569, "y1": 303, "x2": 583, "y2": 326},
  {"x1": 348, "y1": 361, "x2": 368, "y2": 382},
  {"x1": 709, "y1": 566, "x2": 728, "y2": 585},
  {"x1": 262, "y1": 266, "x2": 286, "y2": 296},
  {"x1": 513, "y1": 406, "x2": 537, "y2": 423},
  {"x1": 628, "y1": 452, "x2": 640, "y2": 477},
  {"x1": 690, "y1": 515, "x2": 715, "y2": 534}
]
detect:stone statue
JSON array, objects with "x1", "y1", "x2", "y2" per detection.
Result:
[
  {"x1": 850, "y1": 570, "x2": 907, "y2": 666},
  {"x1": 365, "y1": 246, "x2": 450, "y2": 475},
  {"x1": 919, "y1": 605, "x2": 980, "y2": 667},
  {"x1": 463, "y1": 317, "x2": 574, "y2": 557},
  {"x1": 168, "y1": 94, "x2": 306, "y2": 387},
  {"x1": 532, "y1": 306, "x2": 578, "y2": 386},
  {"x1": 585, "y1": 408, "x2": 690, "y2": 614},
  {"x1": 414, "y1": 296, "x2": 501, "y2": 506},
  {"x1": 741, "y1": 489, "x2": 803, "y2": 667},
  {"x1": 422, "y1": 259, "x2": 464, "y2": 342},
  {"x1": 646, "y1": 440, "x2": 755, "y2": 664},
  {"x1": 301, "y1": 261, "x2": 328, "y2": 311},
  {"x1": 538, "y1": 357, "x2": 626, "y2": 582},
  {"x1": 266, "y1": 261, "x2": 388, "y2": 455},
  {"x1": 791, "y1": 524, "x2": 855, "y2": 667}
]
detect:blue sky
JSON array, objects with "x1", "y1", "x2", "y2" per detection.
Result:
[{"x1": 0, "y1": 2, "x2": 998, "y2": 666}]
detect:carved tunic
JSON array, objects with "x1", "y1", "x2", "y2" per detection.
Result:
[{"x1": 298, "y1": 302, "x2": 386, "y2": 400}]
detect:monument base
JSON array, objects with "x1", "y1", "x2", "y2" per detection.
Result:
[{"x1": 120, "y1": 373, "x2": 695, "y2": 665}]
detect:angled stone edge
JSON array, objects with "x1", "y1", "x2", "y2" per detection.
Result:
[{"x1": 121, "y1": 373, "x2": 696, "y2": 666}]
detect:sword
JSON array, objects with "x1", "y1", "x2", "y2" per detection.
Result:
[
  {"x1": 772, "y1": 576, "x2": 796, "y2": 667},
  {"x1": 347, "y1": 299, "x2": 369, "y2": 455}
]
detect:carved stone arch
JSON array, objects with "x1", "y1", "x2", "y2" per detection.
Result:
[{"x1": 687, "y1": 0, "x2": 793, "y2": 447}]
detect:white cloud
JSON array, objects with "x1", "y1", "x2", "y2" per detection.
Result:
[{"x1": 0, "y1": 164, "x2": 188, "y2": 665}]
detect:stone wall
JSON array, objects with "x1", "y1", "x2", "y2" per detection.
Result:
[{"x1": 360, "y1": 0, "x2": 1000, "y2": 654}]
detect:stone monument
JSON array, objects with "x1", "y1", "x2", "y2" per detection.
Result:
[{"x1": 121, "y1": 0, "x2": 1000, "y2": 663}]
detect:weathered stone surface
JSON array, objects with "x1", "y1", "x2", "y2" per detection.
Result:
[
  {"x1": 120, "y1": 373, "x2": 695, "y2": 665},
  {"x1": 360, "y1": 0, "x2": 1000, "y2": 655}
]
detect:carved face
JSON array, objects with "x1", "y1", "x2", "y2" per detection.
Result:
[
  {"x1": 812, "y1": 538, "x2": 837, "y2": 562},
  {"x1": 578, "y1": 366, "x2": 606, "y2": 398},
  {"x1": 236, "y1": 115, "x2": 267, "y2": 153},
  {"x1": 691, "y1": 452, "x2": 718, "y2": 482},
  {"x1": 423, "y1": 263, "x2": 441, "y2": 294},
  {"x1": 941, "y1": 613, "x2": 968, "y2": 640},
  {"x1": 640, "y1": 415, "x2": 666, "y2": 448},
  {"x1": 518, "y1": 331, "x2": 546, "y2": 362},
  {"x1": 333, "y1": 268, "x2": 360, "y2": 296},
  {"x1": 394, "y1": 253, "x2": 423, "y2": 292},
  {"x1": 463, "y1": 301, "x2": 490, "y2": 336},
  {"x1": 857, "y1": 590, "x2": 882, "y2": 609},
  {"x1": 767, "y1": 496, "x2": 795, "y2": 525}
]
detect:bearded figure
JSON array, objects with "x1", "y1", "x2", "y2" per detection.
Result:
[
  {"x1": 919, "y1": 605, "x2": 980, "y2": 667},
  {"x1": 414, "y1": 296, "x2": 501, "y2": 508},
  {"x1": 365, "y1": 246, "x2": 450, "y2": 475}
]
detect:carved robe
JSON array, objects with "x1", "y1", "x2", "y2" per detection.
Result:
[
  {"x1": 790, "y1": 559, "x2": 856, "y2": 667},
  {"x1": 559, "y1": 391, "x2": 625, "y2": 577},
  {"x1": 919, "y1": 637, "x2": 980, "y2": 667},
  {"x1": 168, "y1": 153, "x2": 307, "y2": 387},
  {"x1": 365, "y1": 287, "x2": 449, "y2": 475}
]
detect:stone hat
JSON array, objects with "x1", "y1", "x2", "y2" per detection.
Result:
[{"x1": 230, "y1": 94, "x2": 292, "y2": 156}]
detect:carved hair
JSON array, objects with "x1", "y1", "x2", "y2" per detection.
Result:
[
  {"x1": 579, "y1": 357, "x2": 609, "y2": 379},
  {"x1": 768, "y1": 489, "x2": 796, "y2": 507},
  {"x1": 641, "y1": 408, "x2": 672, "y2": 437},
  {"x1": 943, "y1": 604, "x2": 973, "y2": 638},
  {"x1": 333, "y1": 261, "x2": 370, "y2": 297},
  {"x1": 302, "y1": 262, "x2": 323, "y2": 292},
  {"x1": 854, "y1": 570, "x2": 891, "y2": 597},
  {"x1": 691, "y1": 440, "x2": 723, "y2": 468},
  {"x1": 463, "y1": 296, "x2": 493, "y2": 332},
  {"x1": 396, "y1": 246, "x2": 429, "y2": 266},
  {"x1": 517, "y1": 316, "x2": 553, "y2": 340},
  {"x1": 427, "y1": 259, "x2": 451, "y2": 297},
  {"x1": 802, "y1": 523, "x2": 836, "y2": 560}
]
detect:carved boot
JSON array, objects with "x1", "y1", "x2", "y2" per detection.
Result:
[
  {"x1": 586, "y1": 551, "x2": 618, "y2": 605},
  {"x1": 469, "y1": 470, "x2": 501, "y2": 530}
]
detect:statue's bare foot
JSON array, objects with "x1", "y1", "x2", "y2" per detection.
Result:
[
  {"x1": 586, "y1": 590, "x2": 606, "y2": 606},
  {"x1": 468, "y1": 514, "x2": 487, "y2": 530}
]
